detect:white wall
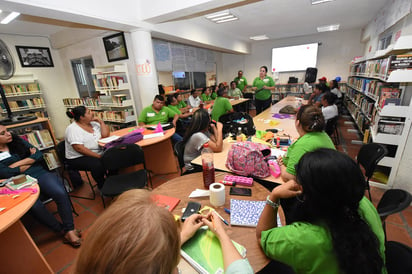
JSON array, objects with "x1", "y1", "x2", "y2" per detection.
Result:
[
  {"x1": 1, "y1": 34, "x2": 74, "y2": 138},
  {"x1": 220, "y1": 28, "x2": 364, "y2": 85}
]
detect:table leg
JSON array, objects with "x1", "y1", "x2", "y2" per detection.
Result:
[
  {"x1": 0, "y1": 221, "x2": 53, "y2": 273},
  {"x1": 143, "y1": 138, "x2": 178, "y2": 174}
]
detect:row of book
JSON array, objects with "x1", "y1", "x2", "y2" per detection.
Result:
[
  {"x1": 43, "y1": 149, "x2": 61, "y2": 170},
  {"x1": 19, "y1": 129, "x2": 54, "y2": 149},
  {"x1": 350, "y1": 55, "x2": 412, "y2": 79},
  {"x1": 92, "y1": 109, "x2": 135, "y2": 123},
  {"x1": 93, "y1": 75, "x2": 126, "y2": 89},
  {"x1": 63, "y1": 95, "x2": 132, "y2": 108},
  {"x1": 2, "y1": 98, "x2": 45, "y2": 111},
  {"x1": 346, "y1": 88, "x2": 374, "y2": 118},
  {"x1": 1, "y1": 83, "x2": 41, "y2": 95}
]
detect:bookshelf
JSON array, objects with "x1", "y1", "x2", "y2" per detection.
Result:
[
  {"x1": 63, "y1": 63, "x2": 137, "y2": 131},
  {"x1": 0, "y1": 74, "x2": 48, "y2": 118},
  {"x1": 5, "y1": 118, "x2": 61, "y2": 170},
  {"x1": 345, "y1": 35, "x2": 412, "y2": 188}
]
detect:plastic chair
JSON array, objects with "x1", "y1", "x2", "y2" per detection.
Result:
[
  {"x1": 55, "y1": 141, "x2": 97, "y2": 200},
  {"x1": 100, "y1": 144, "x2": 151, "y2": 207},
  {"x1": 385, "y1": 241, "x2": 412, "y2": 274},
  {"x1": 377, "y1": 189, "x2": 412, "y2": 239},
  {"x1": 324, "y1": 116, "x2": 340, "y2": 145},
  {"x1": 356, "y1": 143, "x2": 387, "y2": 200}
]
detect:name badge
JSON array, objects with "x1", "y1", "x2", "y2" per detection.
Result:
[
  {"x1": 0, "y1": 151, "x2": 12, "y2": 161},
  {"x1": 161, "y1": 112, "x2": 166, "y2": 115},
  {"x1": 240, "y1": 79, "x2": 244, "y2": 82},
  {"x1": 263, "y1": 78, "x2": 269, "y2": 83},
  {"x1": 147, "y1": 113, "x2": 155, "y2": 117}
]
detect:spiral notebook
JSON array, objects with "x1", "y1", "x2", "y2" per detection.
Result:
[{"x1": 230, "y1": 199, "x2": 266, "y2": 227}]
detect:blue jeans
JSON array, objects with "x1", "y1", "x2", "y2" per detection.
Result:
[
  {"x1": 172, "y1": 133, "x2": 183, "y2": 144},
  {"x1": 30, "y1": 172, "x2": 74, "y2": 232}
]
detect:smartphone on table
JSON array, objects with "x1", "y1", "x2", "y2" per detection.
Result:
[
  {"x1": 229, "y1": 186, "x2": 252, "y2": 196},
  {"x1": 181, "y1": 201, "x2": 201, "y2": 222}
]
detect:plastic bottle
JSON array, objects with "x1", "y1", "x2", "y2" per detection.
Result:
[
  {"x1": 201, "y1": 143, "x2": 215, "y2": 189},
  {"x1": 236, "y1": 127, "x2": 243, "y2": 142}
]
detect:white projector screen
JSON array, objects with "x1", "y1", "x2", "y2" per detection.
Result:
[{"x1": 271, "y1": 43, "x2": 318, "y2": 73}]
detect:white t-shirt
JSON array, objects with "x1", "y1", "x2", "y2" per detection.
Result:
[
  {"x1": 188, "y1": 95, "x2": 201, "y2": 108},
  {"x1": 183, "y1": 132, "x2": 210, "y2": 168},
  {"x1": 322, "y1": 105, "x2": 338, "y2": 121},
  {"x1": 65, "y1": 121, "x2": 103, "y2": 159},
  {"x1": 331, "y1": 87, "x2": 342, "y2": 98}
]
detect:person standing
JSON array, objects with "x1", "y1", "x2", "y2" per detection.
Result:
[
  {"x1": 234, "y1": 70, "x2": 248, "y2": 93},
  {"x1": 252, "y1": 66, "x2": 275, "y2": 114}
]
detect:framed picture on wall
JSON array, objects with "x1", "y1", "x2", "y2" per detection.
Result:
[
  {"x1": 103, "y1": 32, "x2": 129, "y2": 62},
  {"x1": 15, "y1": 46, "x2": 54, "y2": 67}
]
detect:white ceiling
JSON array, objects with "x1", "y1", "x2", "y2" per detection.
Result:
[{"x1": 0, "y1": 0, "x2": 389, "y2": 47}]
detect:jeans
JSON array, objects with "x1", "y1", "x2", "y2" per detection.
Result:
[
  {"x1": 255, "y1": 97, "x2": 272, "y2": 115},
  {"x1": 67, "y1": 156, "x2": 105, "y2": 188},
  {"x1": 172, "y1": 133, "x2": 183, "y2": 144},
  {"x1": 30, "y1": 172, "x2": 74, "y2": 232}
]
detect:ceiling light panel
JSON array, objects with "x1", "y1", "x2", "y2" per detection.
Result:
[
  {"x1": 1, "y1": 11, "x2": 20, "y2": 24},
  {"x1": 317, "y1": 24, "x2": 340, "y2": 32},
  {"x1": 205, "y1": 10, "x2": 238, "y2": 24},
  {"x1": 249, "y1": 35, "x2": 269, "y2": 41},
  {"x1": 311, "y1": 0, "x2": 334, "y2": 5},
  {"x1": 216, "y1": 17, "x2": 239, "y2": 24}
]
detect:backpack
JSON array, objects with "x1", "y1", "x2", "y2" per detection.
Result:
[
  {"x1": 219, "y1": 112, "x2": 256, "y2": 137},
  {"x1": 226, "y1": 141, "x2": 271, "y2": 178},
  {"x1": 103, "y1": 131, "x2": 143, "y2": 150}
]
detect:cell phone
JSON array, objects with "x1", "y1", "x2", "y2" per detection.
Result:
[
  {"x1": 266, "y1": 128, "x2": 278, "y2": 133},
  {"x1": 229, "y1": 187, "x2": 252, "y2": 196},
  {"x1": 181, "y1": 201, "x2": 201, "y2": 222}
]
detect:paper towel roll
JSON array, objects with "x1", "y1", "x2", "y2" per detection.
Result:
[{"x1": 209, "y1": 183, "x2": 225, "y2": 207}]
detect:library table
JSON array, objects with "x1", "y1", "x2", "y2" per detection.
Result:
[
  {"x1": 192, "y1": 96, "x2": 303, "y2": 185},
  {"x1": 0, "y1": 184, "x2": 53, "y2": 273},
  {"x1": 151, "y1": 171, "x2": 270, "y2": 272},
  {"x1": 107, "y1": 127, "x2": 178, "y2": 174}
]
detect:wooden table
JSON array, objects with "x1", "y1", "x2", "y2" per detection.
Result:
[
  {"x1": 192, "y1": 97, "x2": 303, "y2": 185},
  {"x1": 0, "y1": 185, "x2": 53, "y2": 273},
  {"x1": 151, "y1": 172, "x2": 270, "y2": 272},
  {"x1": 108, "y1": 127, "x2": 178, "y2": 174}
]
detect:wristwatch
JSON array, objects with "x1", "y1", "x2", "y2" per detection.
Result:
[{"x1": 266, "y1": 195, "x2": 280, "y2": 209}]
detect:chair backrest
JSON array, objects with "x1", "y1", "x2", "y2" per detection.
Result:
[
  {"x1": 324, "y1": 116, "x2": 338, "y2": 136},
  {"x1": 55, "y1": 140, "x2": 66, "y2": 164},
  {"x1": 174, "y1": 141, "x2": 185, "y2": 171},
  {"x1": 101, "y1": 143, "x2": 145, "y2": 173},
  {"x1": 357, "y1": 143, "x2": 387, "y2": 179},
  {"x1": 377, "y1": 189, "x2": 412, "y2": 219},
  {"x1": 385, "y1": 241, "x2": 412, "y2": 274}
]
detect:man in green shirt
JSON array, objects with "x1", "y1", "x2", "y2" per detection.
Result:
[
  {"x1": 138, "y1": 95, "x2": 182, "y2": 142},
  {"x1": 234, "y1": 70, "x2": 247, "y2": 92},
  {"x1": 211, "y1": 88, "x2": 233, "y2": 121}
]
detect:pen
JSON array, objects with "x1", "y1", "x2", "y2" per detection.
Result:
[
  {"x1": 224, "y1": 208, "x2": 231, "y2": 214},
  {"x1": 214, "y1": 210, "x2": 229, "y2": 226}
]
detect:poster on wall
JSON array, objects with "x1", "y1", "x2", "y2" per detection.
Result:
[
  {"x1": 15, "y1": 46, "x2": 54, "y2": 67},
  {"x1": 103, "y1": 32, "x2": 129, "y2": 62}
]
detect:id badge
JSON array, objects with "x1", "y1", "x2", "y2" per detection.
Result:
[{"x1": 0, "y1": 151, "x2": 11, "y2": 161}]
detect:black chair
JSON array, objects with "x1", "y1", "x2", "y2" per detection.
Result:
[
  {"x1": 174, "y1": 140, "x2": 185, "y2": 175},
  {"x1": 377, "y1": 189, "x2": 412, "y2": 239},
  {"x1": 100, "y1": 143, "x2": 150, "y2": 207},
  {"x1": 385, "y1": 241, "x2": 412, "y2": 274},
  {"x1": 55, "y1": 141, "x2": 97, "y2": 200},
  {"x1": 324, "y1": 116, "x2": 340, "y2": 145},
  {"x1": 357, "y1": 143, "x2": 387, "y2": 200}
]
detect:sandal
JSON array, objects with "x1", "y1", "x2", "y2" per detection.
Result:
[
  {"x1": 75, "y1": 229, "x2": 82, "y2": 238},
  {"x1": 63, "y1": 237, "x2": 81, "y2": 248}
]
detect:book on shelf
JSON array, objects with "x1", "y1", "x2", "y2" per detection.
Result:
[
  {"x1": 151, "y1": 194, "x2": 180, "y2": 212},
  {"x1": 6, "y1": 175, "x2": 38, "y2": 190},
  {"x1": 378, "y1": 87, "x2": 400, "y2": 109},
  {"x1": 43, "y1": 149, "x2": 61, "y2": 170},
  {"x1": 377, "y1": 119, "x2": 404, "y2": 135},
  {"x1": 181, "y1": 227, "x2": 246, "y2": 274},
  {"x1": 389, "y1": 54, "x2": 412, "y2": 70},
  {"x1": 230, "y1": 199, "x2": 266, "y2": 227}
]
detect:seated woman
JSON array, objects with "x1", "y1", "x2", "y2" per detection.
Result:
[
  {"x1": 308, "y1": 83, "x2": 329, "y2": 108},
  {"x1": 65, "y1": 106, "x2": 109, "y2": 189},
  {"x1": 73, "y1": 189, "x2": 253, "y2": 274},
  {"x1": 201, "y1": 86, "x2": 213, "y2": 103},
  {"x1": 183, "y1": 109, "x2": 223, "y2": 171},
  {"x1": 166, "y1": 94, "x2": 192, "y2": 137},
  {"x1": 0, "y1": 125, "x2": 81, "y2": 247},
  {"x1": 257, "y1": 149, "x2": 386, "y2": 274},
  {"x1": 174, "y1": 92, "x2": 191, "y2": 114}
]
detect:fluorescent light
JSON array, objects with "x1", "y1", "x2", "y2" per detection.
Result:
[
  {"x1": 1, "y1": 12, "x2": 20, "y2": 24},
  {"x1": 206, "y1": 11, "x2": 230, "y2": 19},
  {"x1": 216, "y1": 17, "x2": 239, "y2": 24},
  {"x1": 211, "y1": 15, "x2": 235, "y2": 21},
  {"x1": 317, "y1": 24, "x2": 340, "y2": 32},
  {"x1": 311, "y1": 0, "x2": 334, "y2": 5},
  {"x1": 249, "y1": 35, "x2": 269, "y2": 41}
]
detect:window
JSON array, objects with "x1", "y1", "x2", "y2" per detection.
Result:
[
  {"x1": 71, "y1": 56, "x2": 96, "y2": 98},
  {"x1": 173, "y1": 71, "x2": 206, "y2": 90}
]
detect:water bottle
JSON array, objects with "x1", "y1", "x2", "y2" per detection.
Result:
[
  {"x1": 201, "y1": 143, "x2": 215, "y2": 189},
  {"x1": 236, "y1": 127, "x2": 243, "y2": 142}
]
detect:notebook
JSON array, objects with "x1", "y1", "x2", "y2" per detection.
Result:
[
  {"x1": 6, "y1": 175, "x2": 38, "y2": 190},
  {"x1": 181, "y1": 227, "x2": 246, "y2": 274},
  {"x1": 151, "y1": 194, "x2": 180, "y2": 212},
  {"x1": 230, "y1": 199, "x2": 266, "y2": 227}
]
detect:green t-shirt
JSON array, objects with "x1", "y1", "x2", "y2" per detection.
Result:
[
  {"x1": 253, "y1": 76, "x2": 274, "y2": 100},
  {"x1": 211, "y1": 96, "x2": 232, "y2": 121},
  {"x1": 167, "y1": 105, "x2": 181, "y2": 115},
  {"x1": 227, "y1": 88, "x2": 243, "y2": 98},
  {"x1": 211, "y1": 92, "x2": 217, "y2": 100},
  {"x1": 177, "y1": 100, "x2": 187, "y2": 109},
  {"x1": 234, "y1": 76, "x2": 248, "y2": 91},
  {"x1": 201, "y1": 93, "x2": 212, "y2": 102},
  {"x1": 283, "y1": 131, "x2": 335, "y2": 176},
  {"x1": 138, "y1": 105, "x2": 176, "y2": 125},
  {"x1": 261, "y1": 197, "x2": 387, "y2": 274}
]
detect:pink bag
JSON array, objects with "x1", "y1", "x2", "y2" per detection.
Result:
[{"x1": 226, "y1": 141, "x2": 271, "y2": 178}]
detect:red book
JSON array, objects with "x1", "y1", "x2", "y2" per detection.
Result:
[{"x1": 152, "y1": 194, "x2": 180, "y2": 212}]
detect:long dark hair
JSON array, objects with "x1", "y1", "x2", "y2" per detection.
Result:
[
  {"x1": 183, "y1": 109, "x2": 210, "y2": 143},
  {"x1": 295, "y1": 149, "x2": 384, "y2": 274},
  {"x1": 296, "y1": 104, "x2": 325, "y2": 132},
  {"x1": 8, "y1": 133, "x2": 31, "y2": 159},
  {"x1": 66, "y1": 106, "x2": 87, "y2": 121}
]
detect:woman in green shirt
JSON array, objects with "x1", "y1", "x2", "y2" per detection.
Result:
[
  {"x1": 257, "y1": 149, "x2": 386, "y2": 274},
  {"x1": 201, "y1": 87, "x2": 213, "y2": 103},
  {"x1": 252, "y1": 66, "x2": 275, "y2": 114}
]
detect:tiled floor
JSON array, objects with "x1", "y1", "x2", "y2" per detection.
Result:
[{"x1": 22, "y1": 110, "x2": 412, "y2": 273}]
